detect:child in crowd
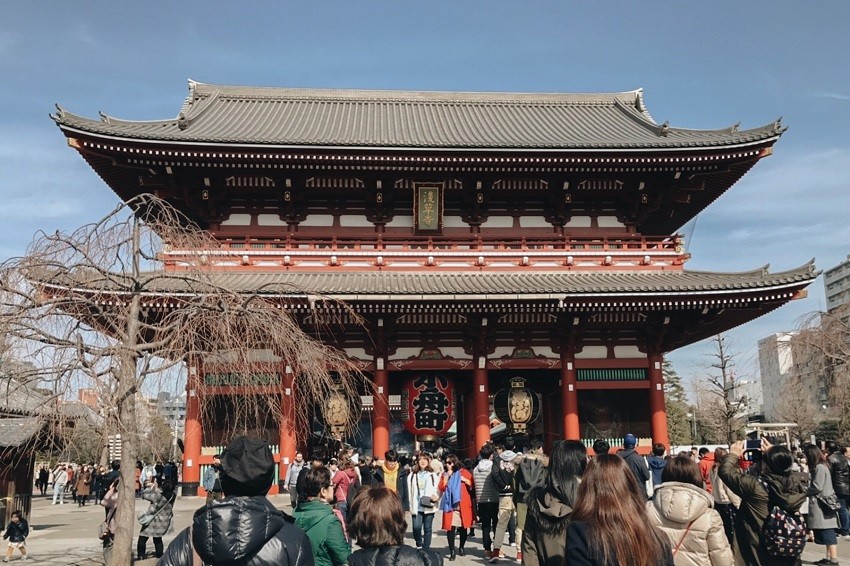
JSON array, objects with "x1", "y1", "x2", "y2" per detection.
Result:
[{"x1": 2, "y1": 510, "x2": 29, "y2": 562}]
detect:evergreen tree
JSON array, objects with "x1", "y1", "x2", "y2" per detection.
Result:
[{"x1": 663, "y1": 359, "x2": 692, "y2": 446}]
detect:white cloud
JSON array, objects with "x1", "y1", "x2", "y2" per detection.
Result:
[{"x1": 813, "y1": 92, "x2": 850, "y2": 101}]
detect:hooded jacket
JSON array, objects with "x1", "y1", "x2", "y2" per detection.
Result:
[
  {"x1": 647, "y1": 455, "x2": 668, "y2": 487},
  {"x1": 347, "y1": 545, "x2": 440, "y2": 566},
  {"x1": 158, "y1": 496, "x2": 315, "y2": 566},
  {"x1": 717, "y1": 452, "x2": 806, "y2": 566},
  {"x1": 646, "y1": 482, "x2": 733, "y2": 566},
  {"x1": 473, "y1": 459, "x2": 499, "y2": 504},
  {"x1": 516, "y1": 454, "x2": 547, "y2": 497},
  {"x1": 521, "y1": 487, "x2": 573, "y2": 566},
  {"x1": 698, "y1": 453, "x2": 715, "y2": 493},
  {"x1": 293, "y1": 500, "x2": 350, "y2": 566}
]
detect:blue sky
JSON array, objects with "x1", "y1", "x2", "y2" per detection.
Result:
[{"x1": 2, "y1": 2, "x2": 849, "y2": 388}]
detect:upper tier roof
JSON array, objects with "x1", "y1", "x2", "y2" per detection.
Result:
[{"x1": 53, "y1": 81, "x2": 784, "y2": 150}]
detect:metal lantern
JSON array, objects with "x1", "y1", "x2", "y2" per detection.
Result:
[
  {"x1": 319, "y1": 377, "x2": 361, "y2": 440},
  {"x1": 493, "y1": 376, "x2": 540, "y2": 434},
  {"x1": 401, "y1": 373, "x2": 456, "y2": 438}
]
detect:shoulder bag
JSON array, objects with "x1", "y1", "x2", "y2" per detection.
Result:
[{"x1": 817, "y1": 492, "x2": 841, "y2": 512}]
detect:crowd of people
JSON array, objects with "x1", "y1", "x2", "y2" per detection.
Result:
[
  {"x1": 153, "y1": 434, "x2": 824, "y2": 566},
  {"x1": 14, "y1": 435, "x2": 850, "y2": 565}
]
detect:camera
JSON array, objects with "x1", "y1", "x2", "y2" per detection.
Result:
[{"x1": 745, "y1": 438, "x2": 761, "y2": 451}]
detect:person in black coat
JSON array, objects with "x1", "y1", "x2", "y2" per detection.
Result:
[
  {"x1": 159, "y1": 437, "x2": 315, "y2": 566},
  {"x1": 826, "y1": 441, "x2": 850, "y2": 537},
  {"x1": 348, "y1": 485, "x2": 441, "y2": 566}
]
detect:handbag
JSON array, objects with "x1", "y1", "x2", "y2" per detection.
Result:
[
  {"x1": 419, "y1": 495, "x2": 434, "y2": 508},
  {"x1": 97, "y1": 521, "x2": 111, "y2": 540},
  {"x1": 817, "y1": 493, "x2": 841, "y2": 512},
  {"x1": 138, "y1": 510, "x2": 155, "y2": 526}
]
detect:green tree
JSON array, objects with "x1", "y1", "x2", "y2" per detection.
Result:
[{"x1": 664, "y1": 359, "x2": 691, "y2": 446}]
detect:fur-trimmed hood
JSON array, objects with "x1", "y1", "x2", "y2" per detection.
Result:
[{"x1": 526, "y1": 486, "x2": 573, "y2": 535}]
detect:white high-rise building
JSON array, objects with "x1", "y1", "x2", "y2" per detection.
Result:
[{"x1": 758, "y1": 332, "x2": 798, "y2": 421}]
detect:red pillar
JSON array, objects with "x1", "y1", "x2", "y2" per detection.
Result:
[
  {"x1": 472, "y1": 360, "x2": 491, "y2": 451},
  {"x1": 543, "y1": 386, "x2": 557, "y2": 454},
  {"x1": 182, "y1": 361, "x2": 203, "y2": 496},
  {"x1": 560, "y1": 352, "x2": 580, "y2": 441},
  {"x1": 372, "y1": 363, "x2": 390, "y2": 459},
  {"x1": 648, "y1": 353, "x2": 670, "y2": 447},
  {"x1": 464, "y1": 389, "x2": 477, "y2": 458},
  {"x1": 278, "y1": 366, "x2": 297, "y2": 494}
]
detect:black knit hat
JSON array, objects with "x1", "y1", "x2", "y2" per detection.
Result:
[{"x1": 219, "y1": 436, "x2": 275, "y2": 496}]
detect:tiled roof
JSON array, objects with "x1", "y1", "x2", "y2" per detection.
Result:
[
  {"x1": 38, "y1": 262, "x2": 817, "y2": 300},
  {"x1": 53, "y1": 81, "x2": 783, "y2": 150},
  {"x1": 0, "y1": 378, "x2": 50, "y2": 415},
  {"x1": 0, "y1": 417, "x2": 42, "y2": 449}
]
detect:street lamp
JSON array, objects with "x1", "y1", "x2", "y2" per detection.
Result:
[{"x1": 686, "y1": 412, "x2": 697, "y2": 444}]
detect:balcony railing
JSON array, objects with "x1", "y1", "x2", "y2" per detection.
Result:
[{"x1": 161, "y1": 235, "x2": 688, "y2": 271}]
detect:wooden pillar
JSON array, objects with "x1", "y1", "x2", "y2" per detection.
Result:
[
  {"x1": 182, "y1": 360, "x2": 202, "y2": 496},
  {"x1": 648, "y1": 353, "x2": 670, "y2": 447},
  {"x1": 278, "y1": 365, "x2": 297, "y2": 493},
  {"x1": 472, "y1": 357, "x2": 491, "y2": 451},
  {"x1": 560, "y1": 350, "x2": 580, "y2": 441},
  {"x1": 372, "y1": 361, "x2": 390, "y2": 459}
]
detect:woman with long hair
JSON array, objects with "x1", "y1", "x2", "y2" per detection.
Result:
[
  {"x1": 566, "y1": 454, "x2": 673, "y2": 565},
  {"x1": 438, "y1": 454, "x2": 475, "y2": 561},
  {"x1": 348, "y1": 485, "x2": 440, "y2": 566},
  {"x1": 804, "y1": 444, "x2": 839, "y2": 565},
  {"x1": 646, "y1": 454, "x2": 732, "y2": 565},
  {"x1": 522, "y1": 440, "x2": 585, "y2": 566},
  {"x1": 717, "y1": 438, "x2": 806, "y2": 566},
  {"x1": 406, "y1": 452, "x2": 440, "y2": 550}
]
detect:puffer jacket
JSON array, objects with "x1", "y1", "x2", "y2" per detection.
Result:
[
  {"x1": 347, "y1": 545, "x2": 441, "y2": 566},
  {"x1": 473, "y1": 459, "x2": 499, "y2": 504},
  {"x1": 717, "y1": 452, "x2": 806, "y2": 566},
  {"x1": 521, "y1": 487, "x2": 573, "y2": 566},
  {"x1": 828, "y1": 451, "x2": 850, "y2": 496},
  {"x1": 293, "y1": 500, "x2": 349, "y2": 566},
  {"x1": 157, "y1": 496, "x2": 315, "y2": 566},
  {"x1": 646, "y1": 482, "x2": 733, "y2": 566}
]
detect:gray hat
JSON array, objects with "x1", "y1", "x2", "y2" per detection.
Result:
[{"x1": 500, "y1": 450, "x2": 518, "y2": 461}]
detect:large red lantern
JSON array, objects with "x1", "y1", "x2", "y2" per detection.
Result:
[{"x1": 401, "y1": 373, "x2": 456, "y2": 438}]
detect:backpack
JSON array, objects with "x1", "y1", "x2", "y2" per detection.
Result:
[{"x1": 759, "y1": 477, "x2": 807, "y2": 558}]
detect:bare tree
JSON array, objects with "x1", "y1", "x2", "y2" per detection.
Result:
[
  {"x1": 791, "y1": 306, "x2": 850, "y2": 441},
  {"x1": 693, "y1": 334, "x2": 749, "y2": 444},
  {"x1": 0, "y1": 194, "x2": 362, "y2": 563}
]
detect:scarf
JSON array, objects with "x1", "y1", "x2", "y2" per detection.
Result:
[
  {"x1": 441, "y1": 470, "x2": 462, "y2": 512},
  {"x1": 382, "y1": 463, "x2": 399, "y2": 492}
]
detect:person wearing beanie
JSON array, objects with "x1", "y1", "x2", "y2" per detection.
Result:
[
  {"x1": 159, "y1": 436, "x2": 315, "y2": 566},
  {"x1": 489, "y1": 449, "x2": 518, "y2": 563},
  {"x1": 617, "y1": 433, "x2": 651, "y2": 499}
]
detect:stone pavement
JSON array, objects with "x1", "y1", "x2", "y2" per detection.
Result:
[{"x1": 15, "y1": 492, "x2": 849, "y2": 565}]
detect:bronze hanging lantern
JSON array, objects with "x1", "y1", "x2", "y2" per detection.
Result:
[{"x1": 493, "y1": 376, "x2": 540, "y2": 434}]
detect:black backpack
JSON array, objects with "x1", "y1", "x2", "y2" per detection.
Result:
[{"x1": 758, "y1": 477, "x2": 807, "y2": 558}]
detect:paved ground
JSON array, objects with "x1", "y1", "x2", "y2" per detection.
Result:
[{"x1": 13, "y1": 493, "x2": 850, "y2": 564}]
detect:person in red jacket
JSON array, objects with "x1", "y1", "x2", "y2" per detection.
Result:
[
  {"x1": 698, "y1": 447, "x2": 715, "y2": 493},
  {"x1": 438, "y1": 454, "x2": 475, "y2": 561}
]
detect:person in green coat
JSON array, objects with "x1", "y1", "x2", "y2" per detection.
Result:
[{"x1": 294, "y1": 465, "x2": 351, "y2": 566}]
